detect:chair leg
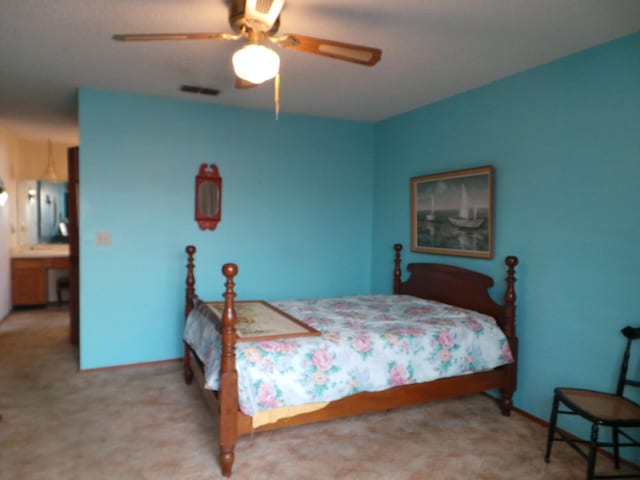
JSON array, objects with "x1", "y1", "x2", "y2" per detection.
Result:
[
  {"x1": 545, "y1": 393, "x2": 560, "y2": 462},
  {"x1": 612, "y1": 426, "x2": 620, "y2": 469},
  {"x1": 586, "y1": 423, "x2": 599, "y2": 480}
]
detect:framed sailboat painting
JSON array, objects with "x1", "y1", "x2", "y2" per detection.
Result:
[{"x1": 410, "y1": 166, "x2": 494, "y2": 258}]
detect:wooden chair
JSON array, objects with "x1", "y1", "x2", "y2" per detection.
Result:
[{"x1": 545, "y1": 326, "x2": 640, "y2": 479}]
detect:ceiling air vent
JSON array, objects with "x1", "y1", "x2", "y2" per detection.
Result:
[{"x1": 179, "y1": 85, "x2": 220, "y2": 96}]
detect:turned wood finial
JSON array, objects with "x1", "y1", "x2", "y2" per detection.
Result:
[
  {"x1": 184, "y1": 245, "x2": 197, "y2": 385},
  {"x1": 393, "y1": 244, "x2": 403, "y2": 294},
  {"x1": 223, "y1": 263, "x2": 238, "y2": 279},
  {"x1": 504, "y1": 256, "x2": 518, "y2": 305},
  {"x1": 221, "y1": 263, "x2": 238, "y2": 373},
  {"x1": 502, "y1": 255, "x2": 519, "y2": 412},
  {"x1": 503, "y1": 255, "x2": 518, "y2": 338},
  {"x1": 185, "y1": 245, "x2": 196, "y2": 317}
]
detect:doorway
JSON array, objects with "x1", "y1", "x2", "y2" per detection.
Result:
[{"x1": 67, "y1": 147, "x2": 79, "y2": 345}]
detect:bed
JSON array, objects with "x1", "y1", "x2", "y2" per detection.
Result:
[{"x1": 182, "y1": 244, "x2": 519, "y2": 477}]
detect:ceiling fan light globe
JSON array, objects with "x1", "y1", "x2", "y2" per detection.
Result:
[{"x1": 232, "y1": 44, "x2": 280, "y2": 85}]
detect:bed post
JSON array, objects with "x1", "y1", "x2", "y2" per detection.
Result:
[
  {"x1": 184, "y1": 245, "x2": 196, "y2": 385},
  {"x1": 500, "y1": 255, "x2": 519, "y2": 416},
  {"x1": 393, "y1": 243, "x2": 403, "y2": 294},
  {"x1": 220, "y1": 263, "x2": 239, "y2": 477}
]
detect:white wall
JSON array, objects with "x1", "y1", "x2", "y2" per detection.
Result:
[
  {"x1": 0, "y1": 133, "x2": 72, "y2": 319},
  {"x1": 14, "y1": 138, "x2": 69, "y2": 181},
  {"x1": 0, "y1": 129, "x2": 18, "y2": 320}
]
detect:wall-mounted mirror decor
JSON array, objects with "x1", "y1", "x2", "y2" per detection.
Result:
[
  {"x1": 16, "y1": 180, "x2": 69, "y2": 245},
  {"x1": 195, "y1": 163, "x2": 221, "y2": 231}
]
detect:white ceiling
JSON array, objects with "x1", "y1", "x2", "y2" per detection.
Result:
[{"x1": 1, "y1": 0, "x2": 639, "y2": 144}]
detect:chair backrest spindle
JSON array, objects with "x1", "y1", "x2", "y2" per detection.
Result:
[{"x1": 617, "y1": 326, "x2": 640, "y2": 396}]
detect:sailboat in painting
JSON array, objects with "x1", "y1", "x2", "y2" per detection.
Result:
[
  {"x1": 448, "y1": 184, "x2": 485, "y2": 229},
  {"x1": 426, "y1": 194, "x2": 436, "y2": 221}
]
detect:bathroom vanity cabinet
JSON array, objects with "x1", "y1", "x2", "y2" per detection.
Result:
[{"x1": 11, "y1": 256, "x2": 70, "y2": 306}]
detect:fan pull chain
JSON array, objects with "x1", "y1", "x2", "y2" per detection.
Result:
[{"x1": 274, "y1": 73, "x2": 280, "y2": 120}]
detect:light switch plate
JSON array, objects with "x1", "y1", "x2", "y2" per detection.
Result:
[{"x1": 96, "y1": 232, "x2": 112, "y2": 246}]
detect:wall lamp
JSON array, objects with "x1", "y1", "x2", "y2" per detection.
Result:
[
  {"x1": 0, "y1": 178, "x2": 8, "y2": 207},
  {"x1": 42, "y1": 139, "x2": 58, "y2": 181}
]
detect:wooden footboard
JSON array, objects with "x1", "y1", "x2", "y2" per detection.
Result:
[{"x1": 183, "y1": 244, "x2": 519, "y2": 477}]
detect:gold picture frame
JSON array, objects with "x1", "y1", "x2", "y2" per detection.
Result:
[{"x1": 411, "y1": 166, "x2": 494, "y2": 258}]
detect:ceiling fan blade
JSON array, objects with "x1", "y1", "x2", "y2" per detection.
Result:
[
  {"x1": 235, "y1": 76, "x2": 259, "y2": 89},
  {"x1": 270, "y1": 34, "x2": 381, "y2": 66},
  {"x1": 244, "y1": 0, "x2": 285, "y2": 31},
  {"x1": 113, "y1": 32, "x2": 240, "y2": 41}
]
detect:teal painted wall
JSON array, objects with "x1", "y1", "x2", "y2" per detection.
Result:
[
  {"x1": 79, "y1": 31, "x2": 640, "y2": 438},
  {"x1": 372, "y1": 32, "x2": 640, "y2": 422},
  {"x1": 78, "y1": 90, "x2": 374, "y2": 369}
]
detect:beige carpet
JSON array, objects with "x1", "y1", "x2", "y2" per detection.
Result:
[{"x1": 0, "y1": 308, "x2": 636, "y2": 480}]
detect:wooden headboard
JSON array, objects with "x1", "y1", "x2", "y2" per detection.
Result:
[{"x1": 392, "y1": 244, "x2": 518, "y2": 330}]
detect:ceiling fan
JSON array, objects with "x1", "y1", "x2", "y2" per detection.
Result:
[{"x1": 113, "y1": 0, "x2": 382, "y2": 89}]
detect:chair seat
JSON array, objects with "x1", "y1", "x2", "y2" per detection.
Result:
[{"x1": 557, "y1": 387, "x2": 640, "y2": 424}]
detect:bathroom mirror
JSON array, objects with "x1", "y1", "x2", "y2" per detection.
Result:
[
  {"x1": 195, "y1": 163, "x2": 221, "y2": 231},
  {"x1": 17, "y1": 180, "x2": 69, "y2": 245}
]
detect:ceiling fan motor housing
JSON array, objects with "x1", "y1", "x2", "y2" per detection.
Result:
[{"x1": 228, "y1": 0, "x2": 280, "y2": 34}]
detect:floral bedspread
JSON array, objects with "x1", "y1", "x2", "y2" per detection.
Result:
[{"x1": 183, "y1": 294, "x2": 513, "y2": 416}]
